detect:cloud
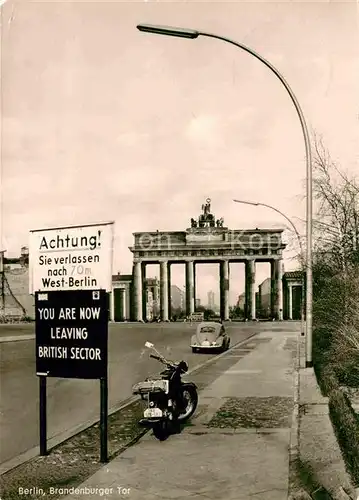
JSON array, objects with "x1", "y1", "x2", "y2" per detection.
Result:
[
  {"x1": 116, "y1": 132, "x2": 150, "y2": 147},
  {"x1": 185, "y1": 114, "x2": 221, "y2": 146}
]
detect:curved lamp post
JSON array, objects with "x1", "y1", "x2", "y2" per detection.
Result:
[
  {"x1": 136, "y1": 23, "x2": 313, "y2": 368},
  {"x1": 233, "y1": 199, "x2": 305, "y2": 337}
]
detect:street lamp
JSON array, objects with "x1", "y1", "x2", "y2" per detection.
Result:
[
  {"x1": 136, "y1": 23, "x2": 313, "y2": 368},
  {"x1": 233, "y1": 199, "x2": 305, "y2": 337}
]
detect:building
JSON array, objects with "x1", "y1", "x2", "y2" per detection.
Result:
[
  {"x1": 111, "y1": 274, "x2": 160, "y2": 322},
  {"x1": 255, "y1": 292, "x2": 260, "y2": 316},
  {"x1": 0, "y1": 247, "x2": 34, "y2": 320},
  {"x1": 207, "y1": 290, "x2": 215, "y2": 310},
  {"x1": 236, "y1": 293, "x2": 245, "y2": 311},
  {"x1": 195, "y1": 298, "x2": 201, "y2": 309},
  {"x1": 256, "y1": 270, "x2": 304, "y2": 320},
  {"x1": 257, "y1": 278, "x2": 271, "y2": 319},
  {"x1": 283, "y1": 271, "x2": 304, "y2": 320},
  {"x1": 171, "y1": 285, "x2": 184, "y2": 312},
  {"x1": 3, "y1": 247, "x2": 29, "y2": 270},
  {"x1": 146, "y1": 277, "x2": 160, "y2": 320},
  {"x1": 146, "y1": 285, "x2": 154, "y2": 322},
  {"x1": 111, "y1": 273, "x2": 132, "y2": 321}
]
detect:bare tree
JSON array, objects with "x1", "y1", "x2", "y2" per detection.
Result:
[
  {"x1": 312, "y1": 135, "x2": 359, "y2": 271},
  {"x1": 311, "y1": 134, "x2": 359, "y2": 386}
]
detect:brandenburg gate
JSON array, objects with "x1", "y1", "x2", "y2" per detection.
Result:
[{"x1": 129, "y1": 199, "x2": 285, "y2": 322}]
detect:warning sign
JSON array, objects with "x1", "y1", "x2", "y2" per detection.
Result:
[
  {"x1": 29, "y1": 222, "x2": 114, "y2": 293},
  {"x1": 35, "y1": 290, "x2": 108, "y2": 379}
]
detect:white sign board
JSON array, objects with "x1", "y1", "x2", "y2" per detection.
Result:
[{"x1": 29, "y1": 222, "x2": 114, "y2": 293}]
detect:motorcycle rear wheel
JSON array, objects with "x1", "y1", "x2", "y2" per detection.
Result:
[{"x1": 153, "y1": 420, "x2": 171, "y2": 441}]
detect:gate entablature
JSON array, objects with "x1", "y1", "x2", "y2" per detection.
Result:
[{"x1": 129, "y1": 198, "x2": 286, "y2": 262}]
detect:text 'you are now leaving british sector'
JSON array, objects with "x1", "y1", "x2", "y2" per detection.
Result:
[{"x1": 35, "y1": 290, "x2": 109, "y2": 379}]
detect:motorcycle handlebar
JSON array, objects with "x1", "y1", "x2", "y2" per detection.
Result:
[
  {"x1": 149, "y1": 353, "x2": 176, "y2": 368},
  {"x1": 149, "y1": 354, "x2": 162, "y2": 361}
]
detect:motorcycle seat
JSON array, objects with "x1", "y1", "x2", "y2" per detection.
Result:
[{"x1": 132, "y1": 379, "x2": 169, "y2": 395}]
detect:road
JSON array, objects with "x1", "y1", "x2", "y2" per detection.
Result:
[{"x1": 0, "y1": 321, "x2": 267, "y2": 465}]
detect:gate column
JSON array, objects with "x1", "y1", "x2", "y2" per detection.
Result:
[
  {"x1": 133, "y1": 261, "x2": 143, "y2": 322},
  {"x1": 278, "y1": 261, "x2": 283, "y2": 320},
  {"x1": 117, "y1": 289, "x2": 126, "y2": 321},
  {"x1": 167, "y1": 262, "x2": 172, "y2": 320},
  {"x1": 185, "y1": 260, "x2": 195, "y2": 316},
  {"x1": 271, "y1": 259, "x2": 283, "y2": 320},
  {"x1": 220, "y1": 260, "x2": 230, "y2": 321},
  {"x1": 122, "y1": 288, "x2": 127, "y2": 321},
  {"x1": 142, "y1": 263, "x2": 147, "y2": 321},
  {"x1": 250, "y1": 260, "x2": 256, "y2": 320},
  {"x1": 160, "y1": 261, "x2": 169, "y2": 322},
  {"x1": 245, "y1": 260, "x2": 256, "y2": 320},
  {"x1": 288, "y1": 283, "x2": 293, "y2": 320},
  {"x1": 110, "y1": 287, "x2": 115, "y2": 321},
  {"x1": 193, "y1": 263, "x2": 197, "y2": 310}
]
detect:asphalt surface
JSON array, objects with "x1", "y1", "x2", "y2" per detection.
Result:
[{"x1": 0, "y1": 321, "x2": 262, "y2": 465}]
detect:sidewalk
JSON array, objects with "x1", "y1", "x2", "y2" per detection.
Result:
[{"x1": 63, "y1": 329, "x2": 297, "y2": 500}]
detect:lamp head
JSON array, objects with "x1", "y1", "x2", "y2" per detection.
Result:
[
  {"x1": 233, "y1": 199, "x2": 259, "y2": 206},
  {"x1": 137, "y1": 24, "x2": 199, "y2": 39}
]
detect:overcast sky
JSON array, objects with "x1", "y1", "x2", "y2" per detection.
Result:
[{"x1": 1, "y1": 0, "x2": 358, "y2": 305}]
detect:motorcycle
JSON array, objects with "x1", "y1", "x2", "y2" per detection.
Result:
[{"x1": 132, "y1": 341, "x2": 198, "y2": 440}]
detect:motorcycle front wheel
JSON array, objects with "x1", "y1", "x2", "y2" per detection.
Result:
[
  {"x1": 177, "y1": 386, "x2": 198, "y2": 422},
  {"x1": 152, "y1": 420, "x2": 171, "y2": 441}
]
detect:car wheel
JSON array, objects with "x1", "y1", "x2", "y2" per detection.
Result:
[{"x1": 192, "y1": 347, "x2": 198, "y2": 353}]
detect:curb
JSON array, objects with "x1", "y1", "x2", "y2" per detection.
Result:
[
  {"x1": 1, "y1": 331, "x2": 260, "y2": 475},
  {"x1": 287, "y1": 339, "x2": 336, "y2": 500},
  {"x1": 0, "y1": 335, "x2": 35, "y2": 343},
  {"x1": 332, "y1": 486, "x2": 359, "y2": 500},
  {"x1": 287, "y1": 333, "x2": 308, "y2": 499},
  {"x1": 332, "y1": 486, "x2": 357, "y2": 500},
  {"x1": 287, "y1": 339, "x2": 358, "y2": 500}
]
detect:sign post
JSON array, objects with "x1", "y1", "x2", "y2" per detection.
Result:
[
  {"x1": 30, "y1": 222, "x2": 114, "y2": 463},
  {"x1": 39, "y1": 375, "x2": 47, "y2": 456},
  {"x1": 100, "y1": 377, "x2": 108, "y2": 462}
]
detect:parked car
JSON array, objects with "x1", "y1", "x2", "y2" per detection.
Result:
[{"x1": 190, "y1": 321, "x2": 230, "y2": 353}]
